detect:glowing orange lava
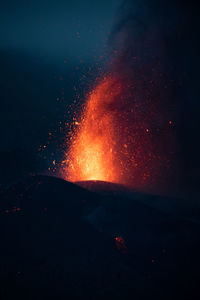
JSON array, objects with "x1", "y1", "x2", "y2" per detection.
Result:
[{"x1": 65, "y1": 75, "x2": 122, "y2": 183}]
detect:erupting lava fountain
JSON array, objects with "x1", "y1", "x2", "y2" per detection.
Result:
[
  {"x1": 62, "y1": 64, "x2": 178, "y2": 193},
  {"x1": 64, "y1": 75, "x2": 122, "y2": 183}
]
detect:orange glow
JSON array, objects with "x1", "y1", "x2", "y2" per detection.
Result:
[{"x1": 65, "y1": 75, "x2": 122, "y2": 183}]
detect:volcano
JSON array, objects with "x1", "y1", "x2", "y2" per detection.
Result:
[{"x1": 1, "y1": 175, "x2": 200, "y2": 299}]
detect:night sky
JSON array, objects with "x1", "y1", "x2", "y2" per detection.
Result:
[
  {"x1": 0, "y1": 0, "x2": 121, "y2": 182},
  {"x1": 0, "y1": 0, "x2": 121, "y2": 62}
]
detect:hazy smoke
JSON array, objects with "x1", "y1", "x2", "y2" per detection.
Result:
[{"x1": 105, "y1": 0, "x2": 200, "y2": 193}]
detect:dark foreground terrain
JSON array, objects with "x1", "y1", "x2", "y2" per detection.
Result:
[{"x1": 0, "y1": 175, "x2": 200, "y2": 299}]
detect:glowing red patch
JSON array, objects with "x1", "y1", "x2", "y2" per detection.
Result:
[{"x1": 115, "y1": 236, "x2": 127, "y2": 254}]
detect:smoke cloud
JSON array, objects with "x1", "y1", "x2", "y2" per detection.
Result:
[{"x1": 65, "y1": 0, "x2": 200, "y2": 195}]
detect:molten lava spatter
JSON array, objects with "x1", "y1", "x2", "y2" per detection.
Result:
[{"x1": 65, "y1": 76, "x2": 122, "y2": 183}]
